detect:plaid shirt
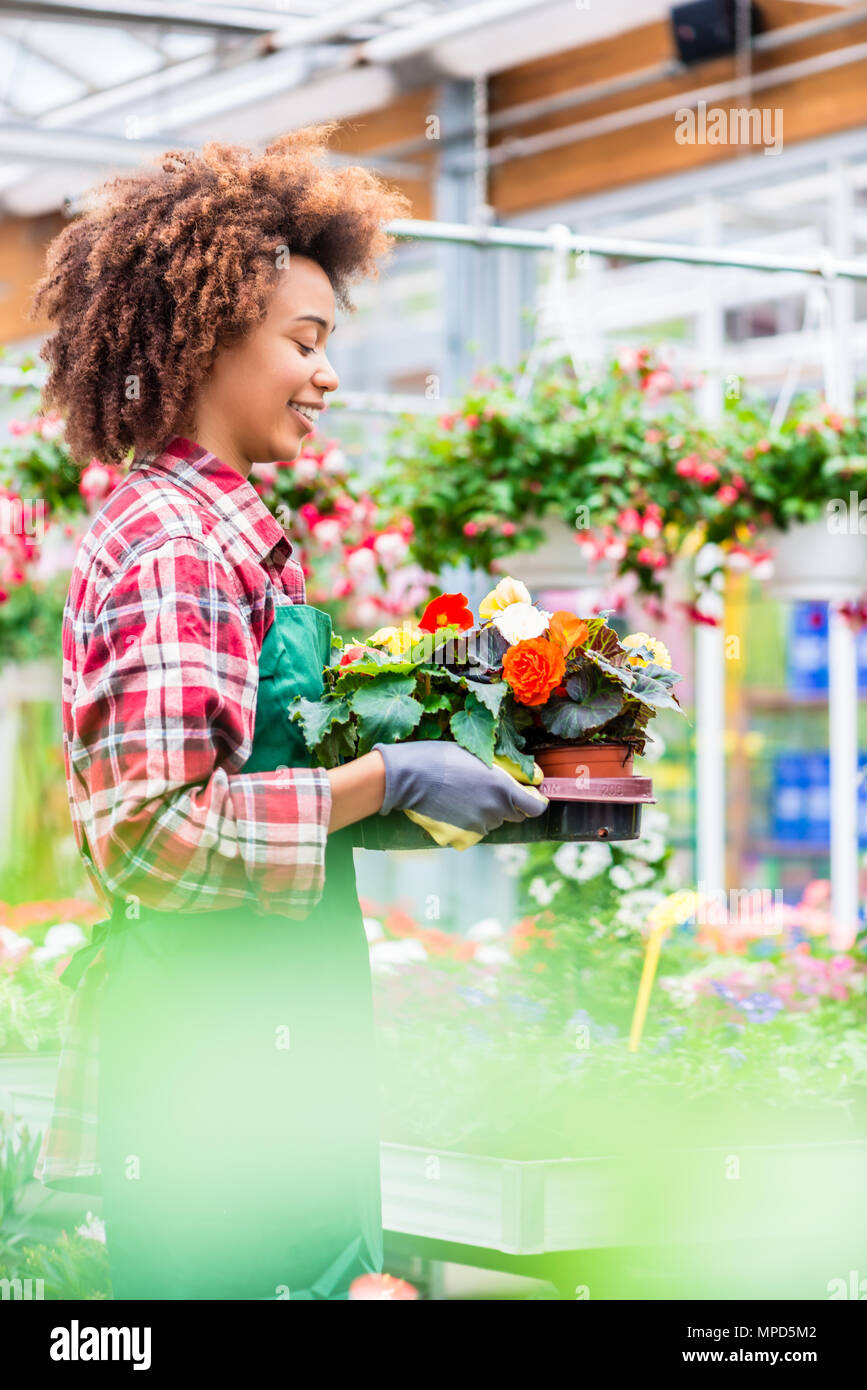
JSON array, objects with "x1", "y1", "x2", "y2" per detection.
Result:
[{"x1": 34, "y1": 435, "x2": 333, "y2": 1190}]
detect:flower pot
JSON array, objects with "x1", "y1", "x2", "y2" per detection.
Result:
[
  {"x1": 351, "y1": 776, "x2": 655, "y2": 850},
  {"x1": 535, "y1": 743, "x2": 634, "y2": 779},
  {"x1": 763, "y1": 520, "x2": 867, "y2": 600},
  {"x1": 491, "y1": 516, "x2": 616, "y2": 592}
]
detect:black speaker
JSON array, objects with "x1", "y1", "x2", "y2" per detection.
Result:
[{"x1": 670, "y1": 0, "x2": 764, "y2": 65}]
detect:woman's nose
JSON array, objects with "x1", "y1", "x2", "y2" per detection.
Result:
[{"x1": 314, "y1": 357, "x2": 339, "y2": 393}]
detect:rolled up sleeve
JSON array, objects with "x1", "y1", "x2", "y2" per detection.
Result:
[{"x1": 71, "y1": 534, "x2": 332, "y2": 918}]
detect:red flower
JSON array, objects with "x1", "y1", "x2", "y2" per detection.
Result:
[
  {"x1": 418, "y1": 592, "x2": 475, "y2": 633},
  {"x1": 465, "y1": 414, "x2": 480, "y2": 429}
]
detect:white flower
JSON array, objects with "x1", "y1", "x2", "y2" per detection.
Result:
[
  {"x1": 40, "y1": 416, "x2": 65, "y2": 441},
  {"x1": 370, "y1": 939, "x2": 428, "y2": 964},
  {"x1": 31, "y1": 922, "x2": 86, "y2": 964},
  {"x1": 466, "y1": 917, "x2": 505, "y2": 941},
  {"x1": 615, "y1": 889, "x2": 667, "y2": 929},
  {"x1": 492, "y1": 844, "x2": 529, "y2": 877},
  {"x1": 622, "y1": 832, "x2": 666, "y2": 864},
  {"x1": 311, "y1": 518, "x2": 342, "y2": 549},
  {"x1": 321, "y1": 447, "x2": 347, "y2": 477},
  {"x1": 362, "y1": 916, "x2": 384, "y2": 942},
  {"x1": 0, "y1": 926, "x2": 32, "y2": 963},
  {"x1": 473, "y1": 944, "x2": 513, "y2": 967},
  {"x1": 609, "y1": 864, "x2": 637, "y2": 891},
  {"x1": 372, "y1": 532, "x2": 409, "y2": 568},
  {"x1": 528, "y1": 876, "x2": 562, "y2": 906},
  {"x1": 553, "y1": 840, "x2": 612, "y2": 882},
  {"x1": 292, "y1": 457, "x2": 319, "y2": 485},
  {"x1": 491, "y1": 602, "x2": 550, "y2": 645},
  {"x1": 346, "y1": 547, "x2": 378, "y2": 579},
  {"x1": 75, "y1": 1212, "x2": 106, "y2": 1243}
]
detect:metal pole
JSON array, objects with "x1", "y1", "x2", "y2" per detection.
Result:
[
  {"x1": 694, "y1": 198, "x2": 727, "y2": 908},
  {"x1": 827, "y1": 165, "x2": 860, "y2": 950},
  {"x1": 386, "y1": 218, "x2": 867, "y2": 281}
]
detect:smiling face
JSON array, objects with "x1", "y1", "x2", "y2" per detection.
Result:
[{"x1": 178, "y1": 254, "x2": 339, "y2": 477}]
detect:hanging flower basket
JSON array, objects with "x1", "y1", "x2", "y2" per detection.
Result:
[
  {"x1": 291, "y1": 577, "x2": 686, "y2": 850},
  {"x1": 762, "y1": 519, "x2": 867, "y2": 601},
  {"x1": 491, "y1": 516, "x2": 617, "y2": 592}
]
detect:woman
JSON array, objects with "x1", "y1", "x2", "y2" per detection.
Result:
[{"x1": 29, "y1": 124, "x2": 547, "y2": 1300}]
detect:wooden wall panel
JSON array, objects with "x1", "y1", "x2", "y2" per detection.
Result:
[{"x1": 0, "y1": 212, "x2": 65, "y2": 344}]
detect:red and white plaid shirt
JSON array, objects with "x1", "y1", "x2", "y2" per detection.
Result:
[{"x1": 35, "y1": 435, "x2": 333, "y2": 1189}]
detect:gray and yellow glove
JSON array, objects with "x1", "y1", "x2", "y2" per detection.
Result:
[{"x1": 372, "y1": 740, "x2": 548, "y2": 850}]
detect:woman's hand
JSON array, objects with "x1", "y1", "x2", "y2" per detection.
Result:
[{"x1": 372, "y1": 740, "x2": 548, "y2": 836}]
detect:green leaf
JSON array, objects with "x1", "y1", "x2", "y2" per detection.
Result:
[
  {"x1": 463, "y1": 677, "x2": 509, "y2": 721},
  {"x1": 624, "y1": 671, "x2": 683, "y2": 713},
  {"x1": 349, "y1": 676, "x2": 425, "y2": 754},
  {"x1": 449, "y1": 691, "x2": 496, "y2": 765},
  {"x1": 540, "y1": 689, "x2": 623, "y2": 737},
  {"x1": 287, "y1": 695, "x2": 351, "y2": 756},
  {"x1": 423, "y1": 690, "x2": 453, "y2": 713}
]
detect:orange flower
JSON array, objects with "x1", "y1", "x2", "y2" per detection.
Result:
[
  {"x1": 547, "y1": 611, "x2": 589, "y2": 656},
  {"x1": 418, "y1": 591, "x2": 475, "y2": 633},
  {"x1": 502, "y1": 637, "x2": 566, "y2": 706}
]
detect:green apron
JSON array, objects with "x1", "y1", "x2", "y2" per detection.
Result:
[{"x1": 89, "y1": 603, "x2": 383, "y2": 1299}]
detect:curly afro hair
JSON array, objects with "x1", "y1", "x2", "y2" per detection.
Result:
[{"x1": 28, "y1": 122, "x2": 412, "y2": 466}]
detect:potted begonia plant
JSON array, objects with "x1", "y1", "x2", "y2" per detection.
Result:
[{"x1": 288, "y1": 577, "x2": 686, "y2": 850}]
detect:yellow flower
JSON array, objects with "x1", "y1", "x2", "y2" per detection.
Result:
[
  {"x1": 679, "y1": 523, "x2": 707, "y2": 559},
  {"x1": 479, "y1": 576, "x2": 532, "y2": 623},
  {"x1": 622, "y1": 632, "x2": 672, "y2": 669},
  {"x1": 645, "y1": 890, "x2": 697, "y2": 933},
  {"x1": 366, "y1": 624, "x2": 425, "y2": 657}
]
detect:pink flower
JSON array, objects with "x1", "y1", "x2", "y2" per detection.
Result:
[
  {"x1": 79, "y1": 460, "x2": 122, "y2": 505},
  {"x1": 501, "y1": 521, "x2": 517, "y2": 537},
  {"x1": 438, "y1": 414, "x2": 457, "y2": 430},
  {"x1": 250, "y1": 461, "x2": 277, "y2": 489},
  {"x1": 297, "y1": 502, "x2": 321, "y2": 529},
  {"x1": 641, "y1": 369, "x2": 675, "y2": 398},
  {"x1": 312, "y1": 518, "x2": 342, "y2": 548},
  {"x1": 637, "y1": 546, "x2": 657, "y2": 566},
  {"x1": 463, "y1": 521, "x2": 480, "y2": 536},
  {"x1": 644, "y1": 429, "x2": 664, "y2": 444},
  {"x1": 716, "y1": 485, "x2": 739, "y2": 506},
  {"x1": 483, "y1": 405, "x2": 498, "y2": 420},
  {"x1": 756, "y1": 438, "x2": 771, "y2": 453},
  {"x1": 464, "y1": 414, "x2": 480, "y2": 429},
  {"x1": 618, "y1": 508, "x2": 642, "y2": 533},
  {"x1": 640, "y1": 514, "x2": 661, "y2": 539},
  {"x1": 6, "y1": 419, "x2": 34, "y2": 437},
  {"x1": 668, "y1": 434, "x2": 684, "y2": 450},
  {"x1": 743, "y1": 445, "x2": 756, "y2": 461},
  {"x1": 675, "y1": 456, "x2": 697, "y2": 478},
  {"x1": 696, "y1": 462, "x2": 720, "y2": 485}
]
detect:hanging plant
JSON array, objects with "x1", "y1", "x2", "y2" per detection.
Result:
[{"x1": 374, "y1": 348, "x2": 867, "y2": 621}]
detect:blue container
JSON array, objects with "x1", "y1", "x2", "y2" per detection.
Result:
[
  {"x1": 787, "y1": 601, "x2": 867, "y2": 695},
  {"x1": 772, "y1": 749, "x2": 867, "y2": 846}
]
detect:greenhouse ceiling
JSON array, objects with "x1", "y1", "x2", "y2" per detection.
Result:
[{"x1": 0, "y1": 0, "x2": 671, "y2": 214}]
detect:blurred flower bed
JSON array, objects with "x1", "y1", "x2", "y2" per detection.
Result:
[
  {"x1": 363, "y1": 814, "x2": 867, "y2": 1159},
  {"x1": 2, "y1": 825, "x2": 866, "y2": 1159},
  {"x1": 0, "y1": 405, "x2": 431, "y2": 659},
  {"x1": 0, "y1": 899, "x2": 105, "y2": 1052}
]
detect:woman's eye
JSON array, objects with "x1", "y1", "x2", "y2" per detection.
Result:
[{"x1": 296, "y1": 342, "x2": 316, "y2": 356}]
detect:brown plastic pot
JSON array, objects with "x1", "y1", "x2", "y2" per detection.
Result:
[{"x1": 535, "y1": 743, "x2": 634, "y2": 779}]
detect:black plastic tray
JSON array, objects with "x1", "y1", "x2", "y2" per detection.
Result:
[{"x1": 350, "y1": 778, "x2": 655, "y2": 850}]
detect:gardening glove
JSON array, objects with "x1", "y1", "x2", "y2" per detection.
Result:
[{"x1": 372, "y1": 740, "x2": 548, "y2": 850}]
